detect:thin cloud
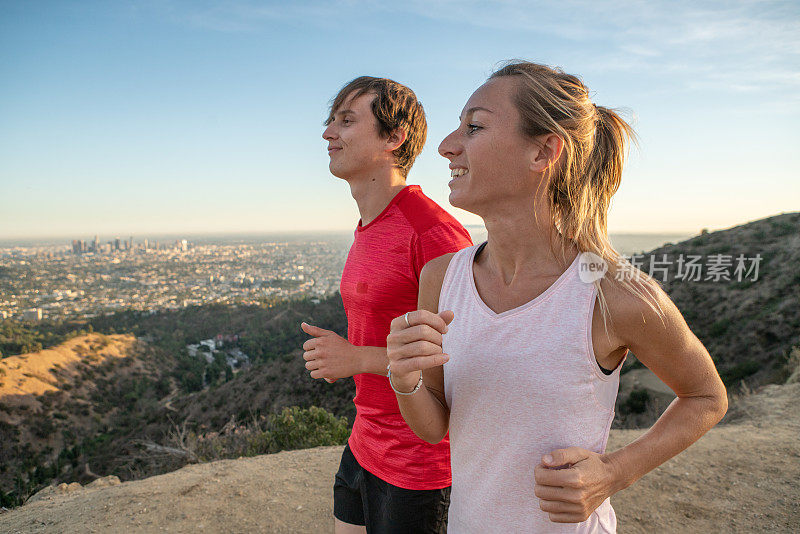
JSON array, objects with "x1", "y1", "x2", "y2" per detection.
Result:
[{"x1": 136, "y1": 0, "x2": 800, "y2": 98}]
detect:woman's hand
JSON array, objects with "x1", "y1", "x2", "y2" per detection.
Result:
[
  {"x1": 386, "y1": 309, "x2": 454, "y2": 391},
  {"x1": 533, "y1": 447, "x2": 623, "y2": 523}
]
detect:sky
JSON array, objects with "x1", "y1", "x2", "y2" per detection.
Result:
[{"x1": 1, "y1": 0, "x2": 798, "y2": 240}]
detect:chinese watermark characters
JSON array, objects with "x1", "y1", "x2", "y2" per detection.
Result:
[{"x1": 578, "y1": 252, "x2": 763, "y2": 284}]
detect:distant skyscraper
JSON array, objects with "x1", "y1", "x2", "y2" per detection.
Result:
[
  {"x1": 114, "y1": 238, "x2": 120, "y2": 251},
  {"x1": 93, "y1": 235, "x2": 99, "y2": 252}
]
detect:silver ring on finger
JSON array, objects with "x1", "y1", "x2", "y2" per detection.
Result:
[{"x1": 404, "y1": 311, "x2": 411, "y2": 328}]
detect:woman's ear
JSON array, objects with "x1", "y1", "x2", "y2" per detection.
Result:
[{"x1": 529, "y1": 133, "x2": 564, "y2": 173}]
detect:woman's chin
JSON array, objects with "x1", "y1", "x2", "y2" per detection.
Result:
[
  {"x1": 448, "y1": 190, "x2": 470, "y2": 211},
  {"x1": 447, "y1": 189, "x2": 460, "y2": 207}
]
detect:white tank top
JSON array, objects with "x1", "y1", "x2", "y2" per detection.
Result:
[{"x1": 441, "y1": 243, "x2": 621, "y2": 533}]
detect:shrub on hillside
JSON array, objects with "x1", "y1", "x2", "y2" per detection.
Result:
[
  {"x1": 785, "y1": 346, "x2": 800, "y2": 384},
  {"x1": 268, "y1": 406, "x2": 350, "y2": 451},
  {"x1": 621, "y1": 388, "x2": 650, "y2": 414},
  {"x1": 180, "y1": 406, "x2": 349, "y2": 462}
]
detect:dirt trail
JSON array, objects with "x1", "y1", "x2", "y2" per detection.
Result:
[{"x1": 2, "y1": 384, "x2": 798, "y2": 533}]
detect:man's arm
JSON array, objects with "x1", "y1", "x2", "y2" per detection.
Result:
[
  {"x1": 302, "y1": 221, "x2": 470, "y2": 382},
  {"x1": 300, "y1": 323, "x2": 389, "y2": 379}
]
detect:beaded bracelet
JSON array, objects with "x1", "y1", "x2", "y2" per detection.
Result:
[{"x1": 386, "y1": 363, "x2": 423, "y2": 395}]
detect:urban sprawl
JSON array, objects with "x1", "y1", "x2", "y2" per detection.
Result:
[{"x1": 0, "y1": 235, "x2": 351, "y2": 321}]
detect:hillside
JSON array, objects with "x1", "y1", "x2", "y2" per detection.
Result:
[
  {"x1": 1, "y1": 212, "x2": 798, "y2": 512},
  {"x1": 612, "y1": 212, "x2": 800, "y2": 427},
  {"x1": 0, "y1": 334, "x2": 140, "y2": 405},
  {"x1": 0, "y1": 294, "x2": 352, "y2": 508},
  {"x1": 0, "y1": 333, "x2": 177, "y2": 506},
  {"x1": 170, "y1": 349, "x2": 356, "y2": 431},
  {"x1": 625, "y1": 211, "x2": 799, "y2": 386},
  {"x1": 1, "y1": 380, "x2": 797, "y2": 533}
]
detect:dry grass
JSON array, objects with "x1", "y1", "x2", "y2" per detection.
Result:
[{"x1": 0, "y1": 334, "x2": 137, "y2": 407}]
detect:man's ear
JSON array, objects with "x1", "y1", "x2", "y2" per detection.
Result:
[
  {"x1": 385, "y1": 127, "x2": 408, "y2": 152},
  {"x1": 529, "y1": 133, "x2": 564, "y2": 173}
]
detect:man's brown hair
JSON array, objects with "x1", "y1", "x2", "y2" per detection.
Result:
[{"x1": 325, "y1": 76, "x2": 427, "y2": 178}]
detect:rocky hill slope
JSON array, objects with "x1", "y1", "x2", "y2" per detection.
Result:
[
  {"x1": 0, "y1": 334, "x2": 176, "y2": 501},
  {"x1": 612, "y1": 211, "x2": 799, "y2": 427},
  {"x1": 629, "y1": 211, "x2": 800, "y2": 387}
]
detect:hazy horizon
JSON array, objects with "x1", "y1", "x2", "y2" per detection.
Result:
[
  {"x1": 5, "y1": 209, "x2": 796, "y2": 246},
  {"x1": 0, "y1": 226, "x2": 699, "y2": 259},
  {"x1": 0, "y1": 215, "x2": 745, "y2": 242},
  {"x1": 0, "y1": 226, "x2": 697, "y2": 247}
]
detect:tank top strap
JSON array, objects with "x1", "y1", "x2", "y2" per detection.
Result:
[
  {"x1": 558, "y1": 253, "x2": 599, "y2": 307},
  {"x1": 438, "y1": 242, "x2": 483, "y2": 313}
]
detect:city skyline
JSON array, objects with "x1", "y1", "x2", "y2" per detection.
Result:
[
  {"x1": 1, "y1": 1, "x2": 799, "y2": 239},
  {"x1": 0, "y1": 226, "x2": 698, "y2": 250}
]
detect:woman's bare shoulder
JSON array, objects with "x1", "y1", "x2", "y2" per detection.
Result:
[
  {"x1": 418, "y1": 252, "x2": 460, "y2": 311},
  {"x1": 598, "y1": 272, "x2": 685, "y2": 349},
  {"x1": 421, "y1": 252, "x2": 458, "y2": 284}
]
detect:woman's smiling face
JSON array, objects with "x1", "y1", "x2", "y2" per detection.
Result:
[{"x1": 438, "y1": 77, "x2": 542, "y2": 216}]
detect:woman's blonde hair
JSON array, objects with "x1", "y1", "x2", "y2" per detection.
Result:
[{"x1": 489, "y1": 60, "x2": 664, "y2": 331}]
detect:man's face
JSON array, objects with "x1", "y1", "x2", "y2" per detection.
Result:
[{"x1": 323, "y1": 92, "x2": 389, "y2": 180}]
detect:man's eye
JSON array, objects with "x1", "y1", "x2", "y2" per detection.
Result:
[
  {"x1": 343, "y1": 119, "x2": 352, "y2": 125},
  {"x1": 467, "y1": 124, "x2": 481, "y2": 134}
]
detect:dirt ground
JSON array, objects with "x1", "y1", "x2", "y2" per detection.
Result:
[{"x1": 2, "y1": 383, "x2": 798, "y2": 533}]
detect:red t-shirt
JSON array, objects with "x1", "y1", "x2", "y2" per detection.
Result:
[{"x1": 340, "y1": 185, "x2": 473, "y2": 490}]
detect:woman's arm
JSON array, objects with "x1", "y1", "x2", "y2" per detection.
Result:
[
  {"x1": 386, "y1": 253, "x2": 455, "y2": 444},
  {"x1": 600, "y1": 278, "x2": 728, "y2": 487},
  {"x1": 534, "y1": 276, "x2": 728, "y2": 523}
]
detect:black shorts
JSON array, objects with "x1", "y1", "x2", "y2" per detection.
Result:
[{"x1": 333, "y1": 444, "x2": 450, "y2": 533}]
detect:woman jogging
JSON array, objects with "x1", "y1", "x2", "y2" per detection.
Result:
[{"x1": 384, "y1": 60, "x2": 728, "y2": 532}]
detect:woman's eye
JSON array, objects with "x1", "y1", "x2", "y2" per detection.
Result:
[{"x1": 343, "y1": 119, "x2": 352, "y2": 125}]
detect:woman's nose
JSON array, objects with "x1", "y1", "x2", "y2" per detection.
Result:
[{"x1": 438, "y1": 130, "x2": 461, "y2": 159}]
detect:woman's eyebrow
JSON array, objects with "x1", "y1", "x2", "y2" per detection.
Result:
[{"x1": 459, "y1": 106, "x2": 493, "y2": 121}]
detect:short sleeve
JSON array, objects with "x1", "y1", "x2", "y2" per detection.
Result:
[{"x1": 411, "y1": 223, "x2": 473, "y2": 280}]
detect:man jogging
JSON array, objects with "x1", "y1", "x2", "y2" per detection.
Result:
[{"x1": 300, "y1": 76, "x2": 472, "y2": 533}]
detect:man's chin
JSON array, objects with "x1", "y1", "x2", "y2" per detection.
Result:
[{"x1": 328, "y1": 163, "x2": 351, "y2": 181}]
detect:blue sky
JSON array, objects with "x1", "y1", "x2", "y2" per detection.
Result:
[{"x1": 1, "y1": 0, "x2": 798, "y2": 239}]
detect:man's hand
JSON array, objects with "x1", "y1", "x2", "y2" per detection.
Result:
[
  {"x1": 300, "y1": 322, "x2": 361, "y2": 382},
  {"x1": 533, "y1": 447, "x2": 621, "y2": 523}
]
